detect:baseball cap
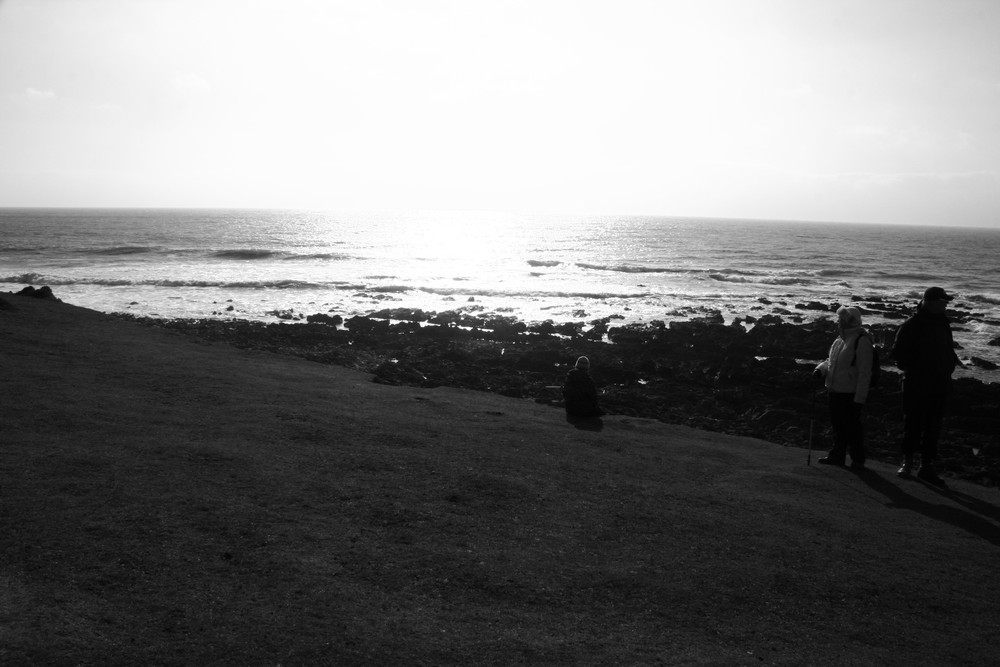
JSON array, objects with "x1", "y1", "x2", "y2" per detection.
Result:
[{"x1": 923, "y1": 286, "x2": 953, "y2": 302}]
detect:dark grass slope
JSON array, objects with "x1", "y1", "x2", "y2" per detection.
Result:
[{"x1": 2, "y1": 293, "x2": 999, "y2": 665}]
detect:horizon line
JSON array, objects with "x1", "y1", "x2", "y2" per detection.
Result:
[{"x1": 2, "y1": 205, "x2": 999, "y2": 230}]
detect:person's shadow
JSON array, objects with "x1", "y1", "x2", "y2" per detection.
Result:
[
  {"x1": 567, "y1": 414, "x2": 604, "y2": 431},
  {"x1": 856, "y1": 469, "x2": 1000, "y2": 547}
]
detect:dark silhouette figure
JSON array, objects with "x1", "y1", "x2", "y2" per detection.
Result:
[
  {"x1": 563, "y1": 356, "x2": 604, "y2": 420},
  {"x1": 814, "y1": 306, "x2": 873, "y2": 469},
  {"x1": 891, "y1": 286, "x2": 961, "y2": 487}
]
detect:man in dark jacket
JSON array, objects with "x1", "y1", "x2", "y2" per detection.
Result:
[
  {"x1": 891, "y1": 286, "x2": 961, "y2": 486},
  {"x1": 563, "y1": 356, "x2": 604, "y2": 419}
]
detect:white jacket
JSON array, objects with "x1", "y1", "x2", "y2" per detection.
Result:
[{"x1": 815, "y1": 326, "x2": 873, "y2": 404}]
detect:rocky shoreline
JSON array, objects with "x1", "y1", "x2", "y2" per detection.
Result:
[{"x1": 117, "y1": 298, "x2": 1000, "y2": 487}]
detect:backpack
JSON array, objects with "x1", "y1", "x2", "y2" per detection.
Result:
[{"x1": 851, "y1": 332, "x2": 881, "y2": 388}]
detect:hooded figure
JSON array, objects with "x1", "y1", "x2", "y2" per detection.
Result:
[
  {"x1": 890, "y1": 287, "x2": 961, "y2": 485},
  {"x1": 814, "y1": 305, "x2": 873, "y2": 469},
  {"x1": 562, "y1": 356, "x2": 604, "y2": 419}
]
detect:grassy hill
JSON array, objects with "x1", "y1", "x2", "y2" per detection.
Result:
[{"x1": 2, "y1": 293, "x2": 998, "y2": 665}]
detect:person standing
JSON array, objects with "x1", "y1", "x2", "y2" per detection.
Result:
[
  {"x1": 563, "y1": 356, "x2": 604, "y2": 419},
  {"x1": 815, "y1": 306, "x2": 873, "y2": 470},
  {"x1": 891, "y1": 287, "x2": 961, "y2": 487}
]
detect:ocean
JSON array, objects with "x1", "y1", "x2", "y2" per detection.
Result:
[{"x1": 3, "y1": 208, "x2": 999, "y2": 381}]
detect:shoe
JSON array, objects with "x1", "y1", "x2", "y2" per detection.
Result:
[
  {"x1": 817, "y1": 457, "x2": 845, "y2": 466},
  {"x1": 917, "y1": 467, "x2": 947, "y2": 488},
  {"x1": 897, "y1": 456, "x2": 914, "y2": 478}
]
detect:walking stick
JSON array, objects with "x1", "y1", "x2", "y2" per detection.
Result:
[{"x1": 807, "y1": 388, "x2": 818, "y2": 466}]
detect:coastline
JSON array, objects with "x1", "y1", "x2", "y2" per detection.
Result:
[{"x1": 5, "y1": 209, "x2": 1000, "y2": 376}]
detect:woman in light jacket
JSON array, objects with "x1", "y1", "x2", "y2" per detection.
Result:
[{"x1": 814, "y1": 306, "x2": 873, "y2": 469}]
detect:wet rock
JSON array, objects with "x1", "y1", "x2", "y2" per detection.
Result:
[
  {"x1": 483, "y1": 316, "x2": 527, "y2": 337},
  {"x1": 796, "y1": 301, "x2": 831, "y2": 311},
  {"x1": 345, "y1": 316, "x2": 390, "y2": 334},
  {"x1": 555, "y1": 321, "x2": 584, "y2": 337},
  {"x1": 529, "y1": 320, "x2": 557, "y2": 336},
  {"x1": 268, "y1": 309, "x2": 301, "y2": 320},
  {"x1": 371, "y1": 308, "x2": 431, "y2": 323},
  {"x1": 306, "y1": 313, "x2": 343, "y2": 326}
]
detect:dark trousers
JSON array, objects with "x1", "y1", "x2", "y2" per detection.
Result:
[
  {"x1": 828, "y1": 392, "x2": 865, "y2": 464},
  {"x1": 902, "y1": 391, "x2": 946, "y2": 462}
]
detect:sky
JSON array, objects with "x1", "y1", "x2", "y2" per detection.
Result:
[{"x1": 1, "y1": 0, "x2": 999, "y2": 227}]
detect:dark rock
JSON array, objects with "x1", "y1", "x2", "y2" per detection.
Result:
[
  {"x1": 555, "y1": 321, "x2": 584, "y2": 337},
  {"x1": 692, "y1": 310, "x2": 725, "y2": 324},
  {"x1": 970, "y1": 356, "x2": 998, "y2": 371},
  {"x1": 795, "y1": 301, "x2": 831, "y2": 311},
  {"x1": 306, "y1": 313, "x2": 343, "y2": 326},
  {"x1": 483, "y1": 316, "x2": 527, "y2": 337},
  {"x1": 583, "y1": 322, "x2": 608, "y2": 341},
  {"x1": 345, "y1": 316, "x2": 390, "y2": 334},
  {"x1": 371, "y1": 308, "x2": 431, "y2": 323},
  {"x1": 427, "y1": 311, "x2": 462, "y2": 327},
  {"x1": 17, "y1": 285, "x2": 58, "y2": 300},
  {"x1": 530, "y1": 320, "x2": 557, "y2": 336}
]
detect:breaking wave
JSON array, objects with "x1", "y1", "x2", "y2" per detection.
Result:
[
  {"x1": 707, "y1": 271, "x2": 814, "y2": 286},
  {"x1": 0, "y1": 274, "x2": 342, "y2": 290},
  {"x1": 284, "y1": 252, "x2": 352, "y2": 261},
  {"x1": 91, "y1": 246, "x2": 160, "y2": 256},
  {"x1": 966, "y1": 293, "x2": 1000, "y2": 306},
  {"x1": 409, "y1": 285, "x2": 653, "y2": 300},
  {"x1": 1, "y1": 272, "x2": 59, "y2": 284},
  {"x1": 211, "y1": 249, "x2": 284, "y2": 260},
  {"x1": 576, "y1": 262, "x2": 689, "y2": 274}
]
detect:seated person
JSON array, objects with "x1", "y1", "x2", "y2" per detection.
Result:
[{"x1": 563, "y1": 356, "x2": 604, "y2": 419}]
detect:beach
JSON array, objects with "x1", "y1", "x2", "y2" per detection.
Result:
[{"x1": 3, "y1": 290, "x2": 999, "y2": 665}]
